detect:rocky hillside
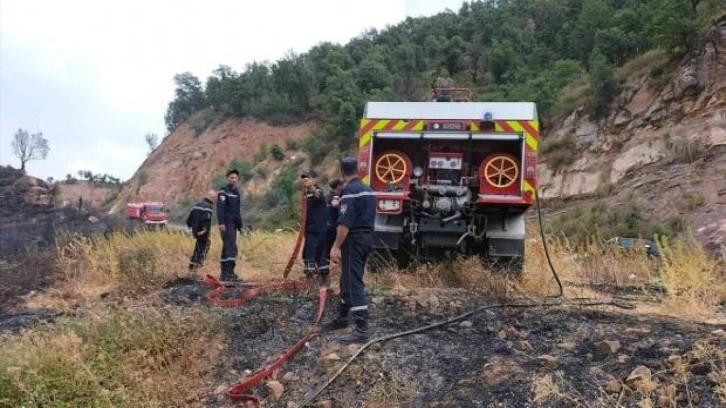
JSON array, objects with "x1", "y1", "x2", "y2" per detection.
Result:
[
  {"x1": 117, "y1": 21, "x2": 725, "y2": 255},
  {"x1": 111, "y1": 119, "x2": 315, "y2": 212},
  {"x1": 539, "y1": 21, "x2": 726, "y2": 257}
]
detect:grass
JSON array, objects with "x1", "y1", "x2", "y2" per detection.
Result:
[
  {"x1": 614, "y1": 49, "x2": 670, "y2": 84},
  {"x1": 540, "y1": 132, "x2": 577, "y2": 170},
  {"x1": 0, "y1": 307, "x2": 221, "y2": 408},
  {"x1": 8, "y1": 222, "x2": 725, "y2": 406}
]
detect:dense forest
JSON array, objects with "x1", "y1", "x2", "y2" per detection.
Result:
[{"x1": 164, "y1": 0, "x2": 720, "y2": 155}]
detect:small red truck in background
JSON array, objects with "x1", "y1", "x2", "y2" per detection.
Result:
[{"x1": 125, "y1": 202, "x2": 168, "y2": 226}]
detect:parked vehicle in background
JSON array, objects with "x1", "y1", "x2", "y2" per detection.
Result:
[
  {"x1": 606, "y1": 237, "x2": 660, "y2": 258},
  {"x1": 125, "y1": 202, "x2": 168, "y2": 226}
]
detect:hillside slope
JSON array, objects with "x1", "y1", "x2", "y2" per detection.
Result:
[
  {"x1": 539, "y1": 21, "x2": 726, "y2": 257},
  {"x1": 117, "y1": 22, "x2": 725, "y2": 256},
  {"x1": 112, "y1": 119, "x2": 315, "y2": 211}
]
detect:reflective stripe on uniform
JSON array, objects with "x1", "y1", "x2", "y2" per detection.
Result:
[
  {"x1": 318, "y1": 265, "x2": 329, "y2": 271},
  {"x1": 220, "y1": 257, "x2": 236, "y2": 262},
  {"x1": 192, "y1": 206, "x2": 213, "y2": 213},
  {"x1": 349, "y1": 305, "x2": 368, "y2": 312}
]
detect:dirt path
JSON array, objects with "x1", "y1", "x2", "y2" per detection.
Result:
[{"x1": 160, "y1": 281, "x2": 726, "y2": 407}]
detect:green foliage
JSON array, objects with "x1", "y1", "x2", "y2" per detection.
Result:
[
  {"x1": 136, "y1": 170, "x2": 149, "y2": 193},
  {"x1": 284, "y1": 139, "x2": 299, "y2": 151},
  {"x1": 162, "y1": 0, "x2": 706, "y2": 143},
  {"x1": 550, "y1": 201, "x2": 683, "y2": 243},
  {"x1": 270, "y1": 144, "x2": 285, "y2": 161},
  {"x1": 540, "y1": 133, "x2": 577, "y2": 170},
  {"x1": 301, "y1": 133, "x2": 326, "y2": 165},
  {"x1": 167, "y1": 195, "x2": 195, "y2": 224},
  {"x1": 588, "y1": 48, "x2": 618, "y2": 118},
  {"x1": 647, "y1": 0, "x2": 701, "y2": 56},
  {"x1": 253, "y1": 144, "x2": 268, "y2": 164}
]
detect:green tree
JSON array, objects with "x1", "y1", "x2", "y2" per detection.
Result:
[
  {"x1": 588, "y1": 48, "x2": 617, "y2": 118},
  {"x1": 647, "y1": 0, "x2": 700, "y2": 56},
  {"x1": 164, "y1": 72, "x2": 206, "y2": 131}
]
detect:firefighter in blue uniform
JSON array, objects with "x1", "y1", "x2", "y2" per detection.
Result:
[
  {"x1": 320, "y1": 178, "x2": 344, "y2": 277},
  {"x1": 217, "y1": 169, "x2": 243, "y2": 282},
  {"x1": 300, "y1": 170, "x2": 329, "y2": 285},
  {"x1": 329, "y1": 157, "x2": 376, "y2": 343},
  {"x1": 186, "y1": 191, "x2": 217, "y2": 271}
]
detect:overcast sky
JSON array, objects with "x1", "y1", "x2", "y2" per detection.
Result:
[{"x1": 0, "y1": 0, "x2": 466, "y2": 181}]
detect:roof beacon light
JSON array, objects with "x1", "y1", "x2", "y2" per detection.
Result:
[{"x1": 484, "y1": 111, "x2": 493, "y2": 121}]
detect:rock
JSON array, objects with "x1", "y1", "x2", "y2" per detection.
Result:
[
  {"x1": 512, "y1": 340, "x2": 533, "y2": 352},
  {"x1": 594, "y1": 340, "x2": 621, "y2": 356},
  {"x1": 666, "y1": 355, "x2": 682, "y2": 366},
  {"x1": 448, "y1": 301, "x2": 463, "y2": 314},
  {"x1": 673, "y1": 65, "x2": 699, "y2": 99},
  {"x1": 497, "y1": 329, "x2": 507, "y2": 340},
  {"x1": 88, "y1": 215, "x2": 99, "y2": 223},
  {"x1": 711, "y1": 329, "x2": 726, "y2": 338},
  {"x1": 459, "y1": 320, "x2": 473, "y2": 328},
  {"x1": 282, "y1": 371, "x2": 300, "y2": 383},
  {"x1": 505, "y1": 327, "x2": 525, "y2": 339},
  {"x1": 482, "y1": 356, "x2": 524, "y2": 386},
  {"x1": 614, "y1": 110, "x2": 632, "y2": 127},
  {"x1": 346, "y1": 344, "x2": 359, "y2": 355},
  {"x1": 588, "y1": 366, "x2": 606, "y2": 377},
  {"x1": 617, "y1": 354, "x2": 630, "y2": 364},
  {"x1": 265, "y1": 380, "x2": 284, "y2": 401},
  {"x1": 657, "y1": 395, "x2": 674, "y2": 408},
  {"x1": 214, "y1": 385, "x2": 227, "y2": 395},
  {"x1": 557, "y1": 341, "x2": 576, "y2": 351},
  {"x1": 315, "y1": 401, "x2": 334, "y2": 408},
  {"x1": 535, "y1": 355, "x2": 559, "y2": 369},
  {"x1": 625, "y1": 366, "x2": 652, "y2": 387},
  {"x1": 602, "y1": 378, "x2": 622, "y2": 393},
  {"x1": 323, "y1": 353, "x2": 341, "y2": 362}
]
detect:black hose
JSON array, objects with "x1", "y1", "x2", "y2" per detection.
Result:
[{"x1": 536, "y1": 189, "x2": 563, "y2": 298}]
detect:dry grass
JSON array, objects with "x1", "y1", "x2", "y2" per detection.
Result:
[
  {"x1": 0, "y1": 306, "x2": 221, "y2": 408},
  {"x1": 614, "y1": 49, "x2": 670, "y2": 84},
  {"x1": 32, "y1": 228, "x2": 300, "y2": 309}
]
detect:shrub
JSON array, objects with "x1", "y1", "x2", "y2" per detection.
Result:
[
  {"x1": 270, "y1": 144, "x2": 285, "y2": 161},
  {"x1": 540, "y1": 133, "x2": 577, "y2": 170},
  {"x1": 671, "y1": 138, "x2": 706, "y2": 163},
  {"x1": 285, "y1": 139, "x2": 299, "y2": 151},
  {"x1": 301, "y1": 133, "x2": 326, "y2": 165},
  {"x1": 254, "y1": 144, "x2": 268, "y2": 164}
]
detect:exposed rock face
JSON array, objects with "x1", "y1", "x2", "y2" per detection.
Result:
[{"x1": 538, "y1": 20, "x2": 726, "y2": 257}]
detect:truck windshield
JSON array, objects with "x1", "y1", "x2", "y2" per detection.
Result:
[{"x1": 146, "y1": 205, "x2": 164, "y2": 213}]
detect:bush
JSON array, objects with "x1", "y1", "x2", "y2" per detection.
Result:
[
  {"x1": 285, "y1": 139, "x2": 299, "y2": 151},
  {"x1": 301, "y1": 133, "x2": 326, "y2": 165},
  {"x1": 229, "y1": 158, "x2": 254, "y2": 182},
  {"x1": 671, "y1": 138, "x2": 706, "y2": 163},
  {"x1": 254, "y1": 144, "x2": 268, "y2": 164},
  {"x1": 540, "y1": 133, "x2": 577, "y2": 170},
  {"x1": 270, "y1": 144, "x2": 285, "y2": 161}
]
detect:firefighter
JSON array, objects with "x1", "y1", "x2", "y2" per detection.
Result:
[
  {"x1": 300, "y1": 169, "x2": 328, "y2": 285},
  {"x1": 328, "y1": 157, "x2": 376, "y2": 344},
  {"x1": 186, "y1": 191, "x2": 217, "y2": 272},
  {"x1": 320, "y1": 178, "x2": 344, "y2": 280},
  {"x1": 217, "y1": 169, "x2": 243, "y2": 282}
]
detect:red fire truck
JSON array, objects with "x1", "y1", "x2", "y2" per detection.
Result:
[
  {"x1": 358, "y1": 88, "x2": 539, "y2": 273},
  {"x1": 125, "y1": 202, "x2": 168, "y2": 226}
]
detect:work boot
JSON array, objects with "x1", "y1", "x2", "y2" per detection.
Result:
[
  {"x1": 319, "y1": 273, "x2": 330, "y2": 287},
  {"x1": 323, "y1": 316, "x2": 349, "y2": 331},
  {"x1": 338, "y1": 327, "x2": 369, "y2": 344}
]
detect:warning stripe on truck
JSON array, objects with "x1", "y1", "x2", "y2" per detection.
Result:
[{"x1": 357, "y1": 119, "x2": 539, "y2": 188}]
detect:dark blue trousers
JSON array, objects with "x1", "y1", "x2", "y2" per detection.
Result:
[
  {"x1": 303, "y1": 231, "x2": 328, "y2": 277},
  {"x1": 339, "y1": 232, "x2": 371, "y2": 329}
]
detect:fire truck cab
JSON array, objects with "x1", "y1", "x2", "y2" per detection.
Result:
[{"x1": 357, "y1": 89, "x2": 539, "y2": 273}]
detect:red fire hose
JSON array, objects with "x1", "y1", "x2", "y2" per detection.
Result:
[{"x1": 203, "y1": 184, "x2": 322, "y2": 406}]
